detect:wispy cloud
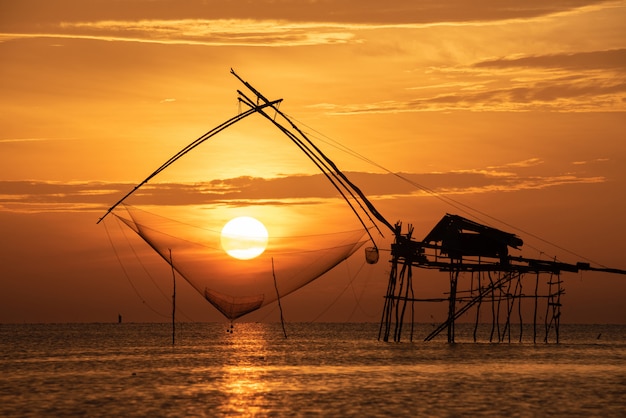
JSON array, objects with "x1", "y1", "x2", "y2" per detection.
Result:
[
  {"x1": 2, "y1": 0, "x2": 610, "y2": 28},
  {"x1": 0, "y1": 163, "x2": 607, "y2": 213},
  {"x1": 572, "y1": 157, "x2": 610, "y2": 165},
  {"x1": 474, "y1": 49, "x2": 626, "y2": 71},
  {"x1": 2, "y1": 19, "x2": 358, "y2": 47},
  {"x1": 1, "y1": 1, "x2": 616, "y2": 46},
  {"x1": 496, "y1": 158, "x2": 544, "y2": 169},
  {"x1": 0, "y1": 137, "x2": 79, "y2": 144},
  {"x1": 321, "y1": 49, "x2": 626, "y2": 114}
]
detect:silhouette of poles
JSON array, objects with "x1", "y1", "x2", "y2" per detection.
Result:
[
  {"x1": 379, "y1": 252, "x2": 399, "y2": 342},
  {"x1": 447, "y1": 270, "x2": 459, "y2": 343},
  {"x1": 518, "y1": 274, "x2": 523, "y2": 343},
  {"x1": 169, "y1": 249, "x2": 176, "y2": 346},
  {"x1": 489, "y1": 272, "x2": 497, "y2": 342},
  {"x1": 534, "y1": 273, "x2": 539, "y2": 343},
  {"x1": 271, "y1": 258, "x2": 287, "y2": 339},
  {"x1": 473, "y1": 271, "x2": 482, "y2": 342}
]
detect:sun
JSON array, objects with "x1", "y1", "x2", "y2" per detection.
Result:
[{"x1": 220, "y1": 216, "x2": 269, "y2": 260}]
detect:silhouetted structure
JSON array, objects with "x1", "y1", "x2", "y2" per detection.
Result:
[
  {"x1": 100, "y1": 70, "x2": 626, "y2": 343},
  {"x1": 379, "y1": 214, "x2": 625, "y2": 343}
]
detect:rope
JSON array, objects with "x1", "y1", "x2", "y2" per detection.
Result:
[
  {"x1": 103, "y1": 218, "x2": 169, "y2": 319},
  {"x1": 104, "y1": 216, "x2": 197, "y2": 322},
  {"x1": 309, "y1": 257, "x2": 371, "y2": 323},
  {"x1": 288, "y1": 114, "x2": 609, "y2": 268},
  {"x1": 345, "y1": 258, "x2": 378, "y2": 321}
]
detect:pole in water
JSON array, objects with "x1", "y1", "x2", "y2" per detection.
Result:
[
  {"x1": 169, "y1": 249, "x2": 176, "y2": 346},
  {"x1": 272, "y1": 257, "x2": 288, "y2": 338}
]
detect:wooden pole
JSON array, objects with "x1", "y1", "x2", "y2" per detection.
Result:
[
  {"x1": 533, "y1": 273, "x2": 539, "y2": 344},
  {"x1": 395, "y1": 262, "x2": 408, "y2": 342},
  {"x1": 544, "y1": 272, "x2": 553, "y2": 343},
  {"x1": 518, "y1": 274, "x2": 523, "y2": 343},
  {"x1": 169, "y1": 249, "x2": 176, "y2": 346},
  {"x1": 379, "y1": 252, "x2": 399, "y2": 342},
  {"x1": 447, "y1": 270, "x2": 458, "y2": 343},
  {"x1": 555, "y1": 275, "x2": 562, "y2": 343},
  {"x1": 272, "y1": 258, "x2": 287, "y2": 338},
  {"x1": 489, "y1": 272, "x2": 496, "y2": 342},
  {"x1": 473, "y1": 272, "x2": 481, "y2": 343}
]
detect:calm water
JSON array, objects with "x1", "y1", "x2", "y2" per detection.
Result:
[{"x1": 1, "y1": 322, "x2": 624, "y2": 417}]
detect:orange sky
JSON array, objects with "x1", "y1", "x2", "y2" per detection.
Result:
[{"x1": 1, "y1": 0, "x2": 625, "y2": 324}]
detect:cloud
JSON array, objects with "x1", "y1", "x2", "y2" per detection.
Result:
[
  {"x1": 2, "y1": 20, "x2": 357, "y2": 47},
  {"x1": 321, "y1": 49, "x2": 626, "y2": 114},
  {"x1": 1, "y1": 0, "x2": 609, "y2": 28},
  {"x1": 474, "y1": 49, "x2": 626, "y2": 71},
  {"x1": 572, "y1": 157, "x2": 610, "y2": 165},
  {"x1": 490, "y1": 158, "x2": 544, "y2": 169},
  {"x1": 0, "y1": 164, "x2": 607, "y2": 213},
  {"x1": 0, "y1": 137, "x2": 78, "y2": 143},
  {"x1": 1, "y1": 0, "x2": 614, "y2": 46}
]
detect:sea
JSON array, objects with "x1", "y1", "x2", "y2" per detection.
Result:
[{"x1": 1, "y1": 322, "x2": 624, "y2": 417}]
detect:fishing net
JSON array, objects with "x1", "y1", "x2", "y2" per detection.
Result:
[
  {"x1": 102, "y1": 72, "x2": 387, "y2": 321},
  {"x1": 112, "y1": 203, "x2": 368, "y2": 320}
]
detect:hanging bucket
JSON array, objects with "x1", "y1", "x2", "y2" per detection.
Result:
[{"x1": 365, "y1": 246, "x2": 379, "y2": 264}]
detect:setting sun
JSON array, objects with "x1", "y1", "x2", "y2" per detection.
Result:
[{"x1": 220, "y1": 216, "x2": 269, "y2": 260}]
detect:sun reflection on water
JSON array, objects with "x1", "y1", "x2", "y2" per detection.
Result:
[
  {"x1": 2, "y1": 323, "x2": 625, "y2": 417},
  {"x1": 216, "y1": 323, "x2": 274, "y2": 416},
  {"x1": 218, "y1": 365, "x2": 270, "y2": 416}
]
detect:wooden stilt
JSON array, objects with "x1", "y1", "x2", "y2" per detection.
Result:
[
  {"x1": 447, "y1": 270, "x2": 458, "y2": 343},
  {"x1": 169, "y1": 249, "x2": 176, "y2": 346},
  {"x1": 272, "y1": 258, "x2": 287, "y2": 338},
  {"x1": 533, "y1": 273, "x2": 539, "y2": 344},
  {"x1": 518, "y1": 274, "x2": 523, "y2": 343},
  {"x1": 489, "y1": 272, "x2": 496, "y2": 342}
]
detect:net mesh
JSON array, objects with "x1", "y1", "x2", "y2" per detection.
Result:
[
  {"x1": 113, "y1": 204, "x2": 368, "y2": 320},
  {"x1": 104, "y1": 106, "x2": 379, "y2": 321}
]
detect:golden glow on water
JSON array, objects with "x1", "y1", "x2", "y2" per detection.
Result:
[
  {"x1": 217, "y1": 324, "x2": 272, "y2": 415},
  {"x1": 220, "y1": 365, "x2": 270, "y2": 416},
  {"x1": 2, "y1": 323, "x2": 625, "y2": 417}
]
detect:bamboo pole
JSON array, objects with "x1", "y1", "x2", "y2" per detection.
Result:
[
  {"x1": 169, "y1": 249, "x2": 176, "y2": 346},
  {"x1": 533, "y1": 273, "x2": 539, "y2": 343},
  {"x1": 518, "y1": 274, "x2": 523, "y2": 343},
  {"x1": 489, "y1": 272, "x2": 496, "y2": 342},
  {"x1": 272, "y1": 258, "x2": 287, "y2": 338}
]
